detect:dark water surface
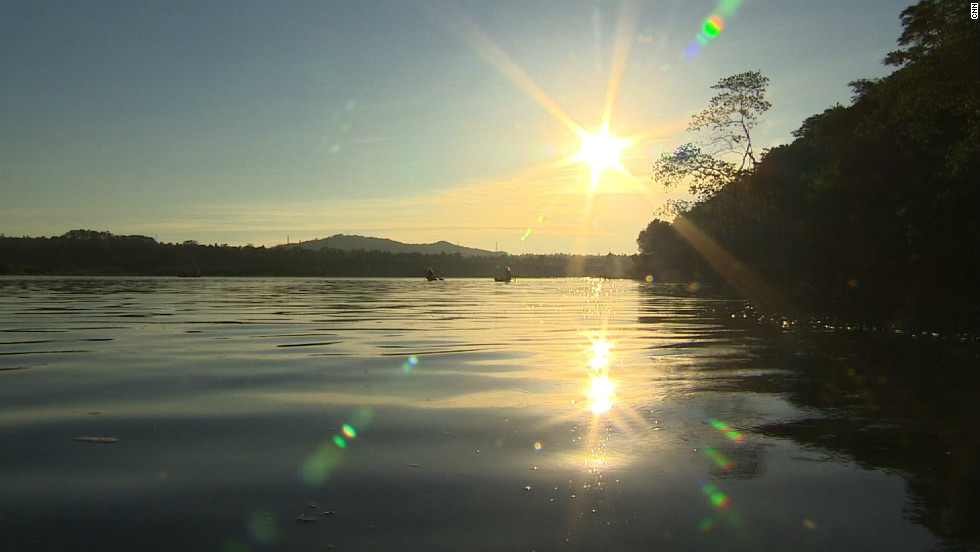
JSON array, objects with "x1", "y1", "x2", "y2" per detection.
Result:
[{"x1": 1, "y1": 277, "x2": 976, "y2": 551}]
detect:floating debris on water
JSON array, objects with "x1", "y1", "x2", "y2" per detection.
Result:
[{"x1": 75, "y1": 436, "x2": 118, "y2": 443}]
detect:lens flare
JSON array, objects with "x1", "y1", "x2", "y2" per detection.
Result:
[
  {"x1": 301, "y1": 406, "x2": 374, "y2": 487},
  {"x1": 702, "y1": 482, "x2": 730, "y2": 508},
  {"x1": 401, "y1": 355, "x2": 418, "y2": 373},
  {"x1": 322, "y1": 97, "x2": 357, "y2": 155},
  {"x1": 683, "y1": 0, "x2": 742, "y2": 60},
  {"x1": 702, "y1": 16, "x2": 723, "y2": 37},
  {"x1": 706, "y1": 417, "x2": 744, "y2": 442},
  {"x1": 585, "y1": 336, "x2": 615, "y2": 413},
  {"x1": 300, "y1": 443, "x2": 343, "y2": 486},
  {"x1": 697, "y1": 482, "x2": 731, "y2": 531},
  {"x1": 246, "y1": 510, "x2": 280, "y2": 546},
  {"x1": 701, "y1": 445, "x2": 734, "y2": 470}
]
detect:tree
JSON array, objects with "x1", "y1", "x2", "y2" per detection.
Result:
[
  {"x1": 637, "y1": 1, "x2": 978, "y2": 333},
  {"x1": 653, "y1": 70, "x2": 771, "y2": 203},
  {"x1": 689, "y1": 70, "x2": 771, "y2": 171},
  {"x1": 883, "y1": 0, "x2": 962, "y2": 67},
  {"x1": 880, "y1": 0, "x2": 979, "y2": 181},
  {"x1": 653, "y1": 143, "x2": 736, "y2": 201}
]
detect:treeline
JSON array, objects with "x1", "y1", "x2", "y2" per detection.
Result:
[
  {"x1": 0, "y1": 230, "x2": 638, "y2": 279},
  {"x1": 637, "y1": 0, "x2": 978, "y2": 333}
]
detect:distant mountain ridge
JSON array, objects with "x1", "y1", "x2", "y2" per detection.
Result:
[{"x1": 282, "y1": 234, "x2": 505, "y2": 257}]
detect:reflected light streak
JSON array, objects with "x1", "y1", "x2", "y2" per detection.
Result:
[
  {"x1": 588, "y1": 376, "x2": 615, "y2": 414},
  {"x1": 588, "y1": 337, "x2": 615, "y2": 415},
  {"x1": 578, "y1": 332, "x2": 649, "y2": 435},
  {"x1": 587, "y1": 335, "x2": 615, "y2": 414},
  {"x1": 588, "y1": 336, "x2": 612, "y2": 371}
]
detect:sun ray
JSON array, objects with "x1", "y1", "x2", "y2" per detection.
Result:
[
  {"x1": 425, "y1": 2, "x2": 583, "y2": 137},
  {"x1": 426, "y1": 1, "x2": 687, "y2": 255},
  {"x1": 671, "y1": 215, "x2": 785, "y2": 310},
  {"x1": 601, "y1": 0, "x2": 641, "y2": 128}
]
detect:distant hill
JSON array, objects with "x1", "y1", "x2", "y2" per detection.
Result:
[
  {"x1": 1, "y1": 230, "x2": 638, "y2": 278},
  {"x1": 282, "y1": 234, "x2": 505, "y2": 257}
]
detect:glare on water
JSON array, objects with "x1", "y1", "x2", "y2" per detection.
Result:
[{"x1": 0, "y1": 276, "x2": 966, "y2": 552}]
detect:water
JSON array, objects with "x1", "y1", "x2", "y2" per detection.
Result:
[{"x1": 1, "y1": 277, "x2": 976, "y2": 551}]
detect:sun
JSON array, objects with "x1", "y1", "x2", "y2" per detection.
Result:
[{"x1": 573, "y1": 123, "x2": 631, "y2": 188}]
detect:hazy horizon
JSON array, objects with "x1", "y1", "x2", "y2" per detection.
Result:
[
  {"x1": 1, "y1": 0, "x2": 911, "y2": 254},
  {"x1": 5, "y1": 229, "x2": 643, "y2": 257}
]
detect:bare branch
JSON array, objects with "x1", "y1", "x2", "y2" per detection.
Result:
[
  {"x1": 652, "y1": 71, "x2": 770, "y2": 206},
  {"x1": 687, "y1": 70, "x2": 770, "y2": 171}
]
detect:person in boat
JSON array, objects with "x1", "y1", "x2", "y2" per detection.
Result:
[
  {"x1": 495, "y1": 266, "x2": 512, "y2": 282},
  {"x1": 426, "y1": 267, "x2": 438, "y2": 281}
]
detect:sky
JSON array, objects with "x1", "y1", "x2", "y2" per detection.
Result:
[{"x1": 1, "y1": 0, "x2": 914, "y2": 254}]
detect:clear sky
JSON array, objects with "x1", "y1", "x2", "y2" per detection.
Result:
[{"x1": 1, "y1": 0, "x2": 912, "y2": 254}]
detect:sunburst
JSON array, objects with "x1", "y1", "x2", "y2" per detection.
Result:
[{"x1": 574, "y1": 123, "x2": 632, "y2": 190}]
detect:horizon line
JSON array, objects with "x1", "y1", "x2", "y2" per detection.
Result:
[{"x1": 1, "y1": 229, "x2": 641, "y2": 257}]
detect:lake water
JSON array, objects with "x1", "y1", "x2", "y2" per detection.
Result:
[{"x1": 1, "y1": 277, "x2": 976, "y2": 551}]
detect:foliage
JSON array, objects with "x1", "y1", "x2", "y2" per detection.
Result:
[
  {"x1": 638, "y1": 0, "x2": 979, "y2": 333},
  {"x1": 653, "y1": 144, "x2": 736, "y2": 201},
  {"x1": 687, "y1": 70, "x2": 771, "y2": 171},
  {"x1": 653, "y1": 70, "x2": 771, "y2": 204}
]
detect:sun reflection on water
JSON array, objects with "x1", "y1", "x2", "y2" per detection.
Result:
[
  {"x1": 586, "y1": 335, "x2": 616, "y2": 415},
  {"x1": 588, "y1": 376, "x2": 614, "y2": 414},
  {"x1": 580, "y1": 332, "x2": 622, "y2": 485}
]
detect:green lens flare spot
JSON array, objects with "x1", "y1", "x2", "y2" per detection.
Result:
[
  {"x1": 703, "y1": 16, "x2": 723, "y2": 37},
  {"x1": 300, "y1": 444, "x2": 343, "y2": 486}
]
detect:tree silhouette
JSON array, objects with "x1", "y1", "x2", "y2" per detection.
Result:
[
  {"x1": 688, "y1": 70, "x2": 771, "y2": 171},
  {"x1": 654, "y1": 70, "x2": 771, "y2": 203},
  {"x1": 637, "y1": 0, "x2": 978, "y2": 333}
]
